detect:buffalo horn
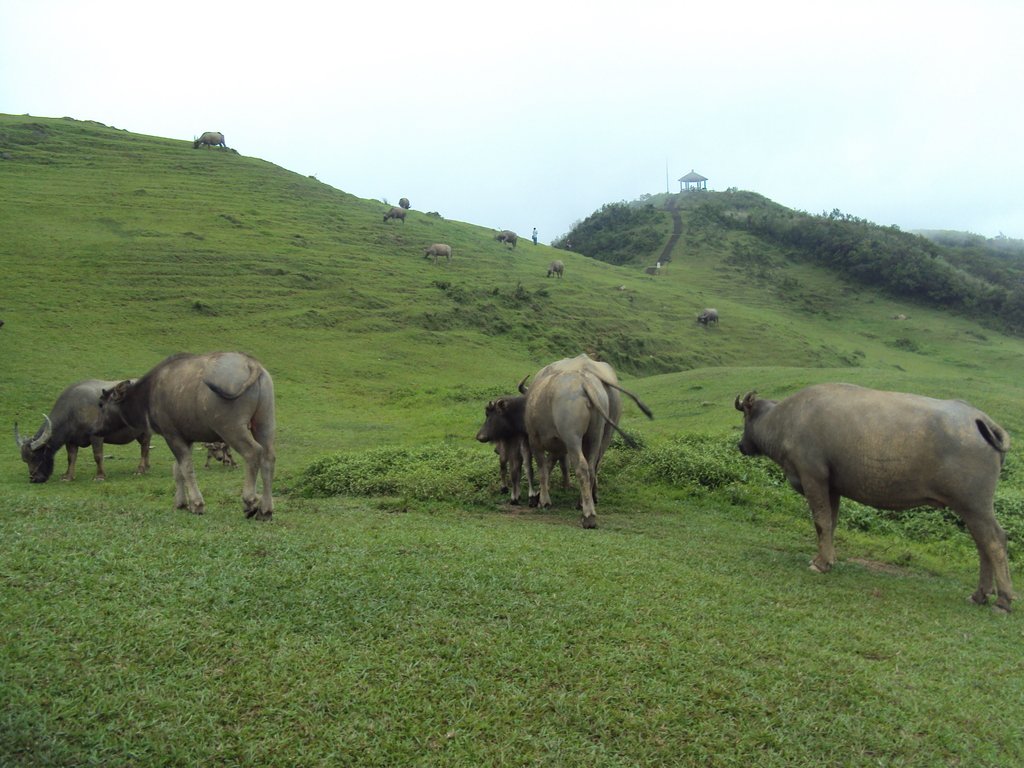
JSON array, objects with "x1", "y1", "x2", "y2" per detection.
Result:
[
  {"x1": 13, "y1": 422, "x2": 24, "y2": 447},
  {"x1": 735, "y1": 392, "x2": 757, "y2": 411},
  {"x1": 517, "y1": 375, "x2": 530, "y2": 394},
  {"x1": 30, "y1": 414, "x2": 53, "y2": 450}
]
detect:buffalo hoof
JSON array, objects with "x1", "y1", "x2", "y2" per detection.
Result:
[
  {"x1": 528, "y1": 494, "x2": 540, "y2": 508},
  {"x1": 500, "y1": 486, "x2": 509, "y2": 494},
  {"x1": 509, "y1": 498, "x2": 520, "y2": 506},
  {"x1": 808, "y1": 560, "x2": 830, "y2": 574},
  {"x1": 581, "y1": 515, "x2": 597, "y2": 529},
  {"x1": 251, "y1": 510, "x2": 272, "y2": 522},
  {"x1": 190, "y1": 505, "x2": 205, "y2": 515}
]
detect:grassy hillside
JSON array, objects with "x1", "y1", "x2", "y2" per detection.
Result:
[{"x1": 2, "y1": 114, "x2": 1023, "y2": 766}]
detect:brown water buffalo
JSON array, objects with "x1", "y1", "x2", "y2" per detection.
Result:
[
  {"x1": 697, "y1": 308, "x2": 719, "y2": 325},
  {"x1": 547, "y1": 260, "x2": 564, "y2": 278},
  {"x1": 424, "y1": 243, "x2": 452, "y2": 263},
  {"x1": 736, "y1": 383, "x2": 1013, "y2": 612},
  {"x1": 99, "y1": 352, "x2": 276, "y2": 519},
  {"x1": 193, "y1": 131, "x2": 226, "y2": 149},
  {"x1": 383, "y1": 206, "x2": 407, "y2": 223},
  {"x1": 496, "y1": 230, "x2": 518, "y2": 248},
  {"x1": 15, "y1": 379, "x2": 151, "y2": 483},
  {"x1": 399, "y1": 197, "x2": 411, "y2": 209},
  {"x1": 525, "y1": 354, "x2": 652, "y2": 527}
]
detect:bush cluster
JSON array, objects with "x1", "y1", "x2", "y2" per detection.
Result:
[
  {"x1": 296, "y1": 432, "x2": 1023, "y2": 562},
  {"x1": 296, "y1": 443, "x2": 497, "y2": 503}
]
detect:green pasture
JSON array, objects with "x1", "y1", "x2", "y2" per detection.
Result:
[{"x1": 1, "y1": 114, "x2": 1022, "y2": 766}]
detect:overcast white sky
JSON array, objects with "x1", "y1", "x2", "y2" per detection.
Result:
[{"x1": 3, "y1": 1, "x2": 1023, "y2": 243}]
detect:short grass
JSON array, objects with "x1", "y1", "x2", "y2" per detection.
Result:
[{"x1": 2, "y1": 114, "x2": 1023, "y2": 766}]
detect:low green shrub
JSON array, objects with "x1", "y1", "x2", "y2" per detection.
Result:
[{"x1": 296, "y1": 443, "x2": 496, "y2": 503}]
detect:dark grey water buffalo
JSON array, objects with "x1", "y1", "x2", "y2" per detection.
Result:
[
  {"x1": 547, "y1": 260, "x2": 564, "y2": 278},
  {"x1": 496, "y1": 230, "x2": 518, "y2": 248},
  {"x1": 697, "y1": 308, "x2": 719, "y2": 325},
  {"x1": 99, "y1": 352, "x2": 276, "y2": 519},
  {"x1": 476, "y1": 380, "x2": 569, "y2": 505},
  {"x1": 525, "y1": 354, "x2": 652, "y2": 528},
  {"x1": 383, "y1": 206, "x2": 407, "y2": 223},
  {"x1": 476, "y1": 394, "x2": 534, "y2": 505},
  {"x1": 735, "y1": 383, "x2": 1014, "y2": 612},
  {"x1": 203, "y1": 441, "x2": 237, "y2": 468},
  {"x1": 399, "y1": 197, "x2": 411, "y2": 210},
  {"x1": 15, "y1": 379, "x2": 151, "y2": 483},
  {"x1": 424, "y1": 243, "x2": 452, "y2": 263},
  {"x1": 193, "y1": 131, "x2": 226, "y2": 149}
]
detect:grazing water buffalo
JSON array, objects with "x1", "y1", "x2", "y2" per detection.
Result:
[
  {"x1": 399, "y1": 197, "x2": 411, "y2": 210},
  {"x1": 383, "y1": 206, "x2": 407, "y2": 223},
  {"x1": 525, "y1": 354, "x2": 652, "y2": 528},
  {"x1": 424, "y1": 243, "x2": 452, "y2": 263},
  {"x1": 15, "y1": 379, "x2": 151, "y2": 483},
  {"x1": 193, "y1": 131, "x2": 226, "y2": 149},
  {"x1": 496, "y1": 230, "x2": 518, "y2": 248},
  {"x1": 736, "y1": 383, "x2": 1014, "y2": 612},
  {"x1": 99, "y1": 352, "x2": 276, "y2": 519},
  {"x1": 697, "y1": 308, "x2": 719, "y2": 325},
  {"x1": 547, "y1": 260, "x2": 564, "y2": 278}
]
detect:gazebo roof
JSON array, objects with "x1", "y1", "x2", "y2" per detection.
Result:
[{"x1": 678, "y1": 170, "x2": 708, "y2": 182}]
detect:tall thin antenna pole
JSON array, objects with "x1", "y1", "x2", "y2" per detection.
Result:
[{"x1": 665, "y1": 159, "x2": 670, "y2": 194}]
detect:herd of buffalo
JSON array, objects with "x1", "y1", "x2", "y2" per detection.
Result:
[
  {"x1": 13, "y1": 139, "x2": 1015, "y2": 611},
  {"x1": 15, "y1": 348, "x2": 1014, "y2": 612}
]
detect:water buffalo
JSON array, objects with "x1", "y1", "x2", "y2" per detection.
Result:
[
  {"x1": 476, "y1": 379, "x2": 569, "y2": 505},
  {"x1": 525, "y1": 354, "x2": 652, "y2": 527},
  {"x1": 697, "y1": 308, "x2": 719, "y2": 325},
  {"x1": 424, "y1": 243, "x2": 452, "y2": 263},
  {"x1": 476, "y1": 393, "x2": 534, "y2": 505},
  {"x1": 15, "y1": 379, "x2": 151, "y2": 483},
  {"x1": 193, "y1": 131, "x2": 226, "y2": 149},
  {"x1": 735, "y1": 383, "x2": 1013, "y2": 612},
  {"x1": 399, "y1": 197, "x2": 411, "y2": 210},
  {"x1": 99, "y1": 352, "x2": 276, "y2": 519},
  {"x1": 547, "y1": 260, "x2": 564, "y2": 278},
  {"x1": 496, "y1": 230, "x2": 518, "y2": 248},
  {"x1": 383, "y1": 206, "x2": 407, "y2": 223},
  {"x1": 203, "y1": 441, "x2": 237, "y2": 468}
]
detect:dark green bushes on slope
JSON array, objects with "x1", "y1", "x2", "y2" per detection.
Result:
[{"x1": 551, "y1": 203, "x2": 668, "y2": 265}]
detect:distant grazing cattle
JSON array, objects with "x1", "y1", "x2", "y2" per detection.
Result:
[
  {"x1": 496, "y1": 230, "x2": 518, "y2": 248},
  {"x1": 644, "y1": 265, "x2": 661, "y2": 275},
  {"x1": 383, "y1": 206, "x2": 407, "y2": 223},
  {"x1": 547, "y1": 260, "x2": 564, "y2": 278},
  {"x1": 203, "y1": 441, "x2": 237, "y2": 468},
  {"x1": 736, "y1": 383, "x2": 1013, "y2": 612},
  {"x1": 893, "y1": 313, "x2": 908, "y2": 320},
  {"x1": 697, "y1": 308, "x2": 719, "y2": 325},
  {"x1": 99, "y1": 352, "x2": 276, "y2": 519},
  {"x1": 193, "y1": 131, "x2": 226, "y2": 149},
  {"x1": 525, "y1": 354, "x2": 652, "y2": 527},
  {"x1": 399, "y1": 197, "x2": 411, "y2": 210},
  {"x1": 424, "y1": 243, "x2": 452, "y2": 263},
  {"x1": 15, "y1": 379, "x2": 151, "y2": 483}
]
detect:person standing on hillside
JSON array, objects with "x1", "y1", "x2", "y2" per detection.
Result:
[{"x1": 532, "y1": 227, "x2": 538, "y2": 245}]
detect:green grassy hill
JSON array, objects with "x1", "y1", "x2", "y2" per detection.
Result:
[{"x1": 3, "y1": 114, "x2": 1022, "y2": 766}]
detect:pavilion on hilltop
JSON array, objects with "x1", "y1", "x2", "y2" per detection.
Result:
[{"x1": 678, "y1": 170, "x2": 708, "y2": 192}]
